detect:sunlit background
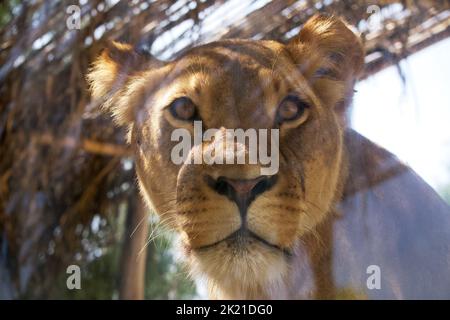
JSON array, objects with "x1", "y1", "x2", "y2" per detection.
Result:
[{"x1": 353, "y1": 37, "x2": 450, "y2": 191}]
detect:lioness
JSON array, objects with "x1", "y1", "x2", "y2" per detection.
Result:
[{"x1": 88, "y1": 14, "x2": 450, "y2": 299}]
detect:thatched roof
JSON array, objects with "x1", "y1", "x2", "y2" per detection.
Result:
[{"x1": 1, "y1": 1, "x2": 449, "y2": 82}]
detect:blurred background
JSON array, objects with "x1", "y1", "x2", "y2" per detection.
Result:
[{"x1": 0, "y1": 0, "x2": 449, "y2": 299}]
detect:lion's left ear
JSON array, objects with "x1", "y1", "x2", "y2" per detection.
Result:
[{"x1": 287, "y1": 14, "x2": 364, "y2": 115}]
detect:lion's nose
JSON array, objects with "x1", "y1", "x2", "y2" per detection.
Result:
[{"x1": 205, "y1": 175, "x2": 278, "y2": 218}]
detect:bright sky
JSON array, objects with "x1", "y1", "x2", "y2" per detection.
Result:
[{"x1": 352, "y1": 38, "x2": 450, "y2": 192}]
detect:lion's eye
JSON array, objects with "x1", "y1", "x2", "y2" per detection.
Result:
[
  {"x1": 169, "y1": 97, "x2": 197, "y2": 121},
  {"x1": 276, "y1": 95, "x2": 309, "y2": 124}
]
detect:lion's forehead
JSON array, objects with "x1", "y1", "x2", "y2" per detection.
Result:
[
  {"x1": 180, "y1": 39, "x2": 285, "y2": 66},
  {"x1": 172, "y1": 40, "x2": 289, "y2": 84}
]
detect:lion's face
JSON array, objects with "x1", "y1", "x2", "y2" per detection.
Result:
[
  {"x1": 88, "y1": 15, "x2": 363, "y2": 298},
  {"x1": 133, "y1": 40, "x2": 345, "y2": 295}
]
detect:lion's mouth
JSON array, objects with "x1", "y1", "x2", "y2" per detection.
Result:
[{"x1": 195, "y1": 228, "x2": 292, "y2": 257}]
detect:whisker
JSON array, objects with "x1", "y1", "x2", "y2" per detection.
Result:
[{"x1": 129, "y1": 215, "x2": 147, "y2": 239}]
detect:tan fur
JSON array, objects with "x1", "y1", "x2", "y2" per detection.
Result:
[{"x1": 88, "y1": 14, "x2": 450, "y2": 299}]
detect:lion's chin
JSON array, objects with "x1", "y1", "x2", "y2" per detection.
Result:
[{"x1": 186, "y1": 239, "x2": 291, "y2": 299}]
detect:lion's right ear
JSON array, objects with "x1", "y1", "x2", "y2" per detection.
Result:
[
  {"x1": 87, "y1": 41, "x2": 160, "y2": 125},
  {"x1": 287, "y1": 14, "x2": 364, "y2": 116}
]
